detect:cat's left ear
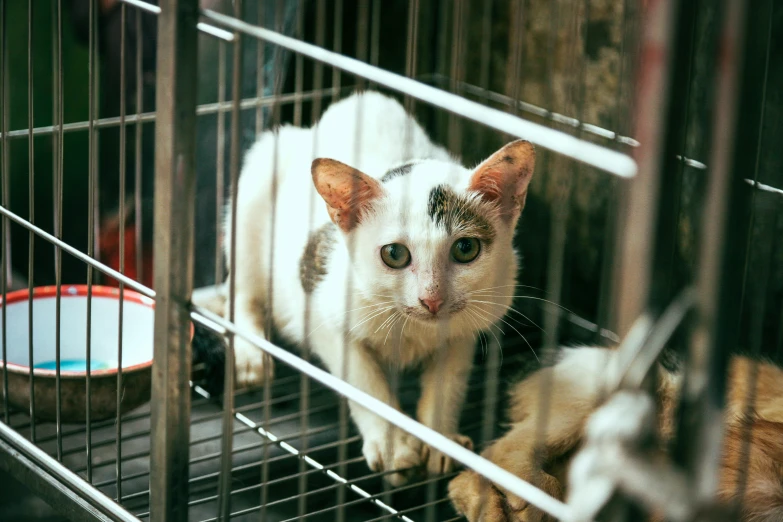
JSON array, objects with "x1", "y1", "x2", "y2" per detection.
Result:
[
  {"x1": 469, "y1": 140, "x2": 536, "y2": 221},
  {"x1": 312, "y1": 158, "x2": 385, "y2": 232}
]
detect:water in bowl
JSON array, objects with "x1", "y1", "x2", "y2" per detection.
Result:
[{"x1": 34, "y1": 359, "x2": 115, "y2": 372}]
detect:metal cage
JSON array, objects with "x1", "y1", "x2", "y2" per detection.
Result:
[{"x1": 0, "y1": 0, "x2": 781, "y2": 521}]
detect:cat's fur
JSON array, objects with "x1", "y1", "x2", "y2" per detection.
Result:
[
  {"x1": 223, "y1": 91, "x2": 536, "y2": 484},
  {"x1": 448, "y1": 346, "x2": 783, "y2": 522}
]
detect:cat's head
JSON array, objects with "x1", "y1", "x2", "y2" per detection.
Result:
[{"x1": 312, "y1": 140, "x2": 535, "y2": 332}]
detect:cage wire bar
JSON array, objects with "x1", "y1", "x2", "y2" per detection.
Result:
[
  {"x1": 149, "y1": 0, "x2": 199, "y2": 520},
  {"x1": 0, "y1": 1, "x2": 780, "y2": 522}
]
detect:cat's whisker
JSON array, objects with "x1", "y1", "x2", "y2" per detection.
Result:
[
  {"x1": 470, "y1": 304, "x2": 539, "y2": 362},
  {"x1": 466, "y1": 307, "x2": 504, "y2": 366},
  {"x1": 469, "y1": 299, "x2": 531, "y2": 328},
  {"x1": 305, "y1": 301, "x2": 396, "y2": 338},
  {"x1": 469, "y1": 299, "x2": 544, "y2": 332},
  {"x1": 463, "y1": 312, "x2": 486, "y2": 357},
  {"x1": 470, "y1": 294, "x2": 576, "y2": 316},
  {"x1": 467, "y1": 283, "x2": 545, "y2": 295},
  {"x1": 395, "y1": 314, "x2": 411, "y2": 352},
  {"x1": 354, "y1": 292, "x2": 396, "y2": 300},
  {"x1": 349, "y1": 305, "x2": 396, "y2": 333},
  {"x1": 375, "y1": 310, "x2": 400, "y2": 334},
  {"x1": 465, "y1": 307, "x2": 502, "y2": 346},
  {"x1": 382, "y1": 313, "x2": 403, "y2": 347}
]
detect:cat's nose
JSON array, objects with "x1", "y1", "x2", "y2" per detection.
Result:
[{"x1": 419, "y1": 297, "x2": 443, "y2": 314}]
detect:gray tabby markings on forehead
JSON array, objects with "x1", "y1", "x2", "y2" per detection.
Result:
[
  {"x1": 380, "y1": 163, "x2": 415, "y2": 183},
  {"x1": 427, "y1": 185, "x2": 495, "y2": 243},
  {"x1": 300, "y1": 222, "x2": 337, "y2": 293}
]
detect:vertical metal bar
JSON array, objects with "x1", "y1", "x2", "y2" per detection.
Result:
[
  {"x1": 27, "y1": 0, "x2": 36, "y2": 443},
  {"x1": 425, "y1": 3, "x2": 467, "y2": 520},
  {"x1": 310, "y1": 0, "x2": 326, "y2": 123},
  {"x1": 331, "y1": 0, "x2": 343, "y2": 100},
  {"x1": 292, "y1": 3, "x2": 304, "y2": 126},
  {"x1": 219, "y1": 0, "x2": 242, "y2": 517},
  {"x1": 215, "y1": 40, "x2": 226, "y2": 285},
  {"x1": 478, "y1": 0, "x2": 492, "y2": 95},
  {"x1": 54, "y1": 0, "x2": 64, "y2": 462},
  {"x1": 594, "y1": 180, "x2": 617, "y2": 341},
  {"x1": 116, "y1": 1, "x2": 127, "y2": 502},
  {"x1": 778, "y1": 212, "x2": 783, "y2": 360},
  {"x1": 254, "y1": 0, "x2": 265, "y2": 135},
  {"x1": 477, "y1": 0, "x2": 502, "y2": 440},
  {"x1": 332, "y1": 0, "x2": 350, "y2": 512},
  {"x1": 0, "y1": 0, "x2": 9, "y2": 425},
  {"x1": 433, "y1": 0, "x2": 450, "y2": 137},
  {"x1": 534, "y1": 0, "x2": 578, "y2": 507},
  {"x1": 301, "y1": 3, "x2": 328, "y2": 516},
  {"x1": 446, "y1": 0, "x2": 465, "y2": 153},
  {"x1": 733, "y1": 2, "x2": 774, "y2": 507},
  {"x1": 134, "y1": 6, "x2": 144, "y2": 285},
  {"x1": 86, "y1": 0, "x2": 96, "y2": 484},
  {"x1": 475, "y1": 0, "x2": 493, "y2": 154},
  {"x1": 298, "y1": 170, "x2": 314, "y2": 521},
  {"x1": 596, "y1": 0, "x2": 635, "y2": 338},
  {"x1": 354, "y1": 0, "x2": 369, "y2": 91},
  {"x1": 261, "y1": 4, "x2": 285, "y2": 518},
  {"x1": 337, "y1": 90, "x2": 366, "y2": 522},
  {"x1": 508, "y1": 0, "x2": 525, "y2": 116},
  {"x1": 403, "y1": 0, "x2": 419, "y2": 112},
  {"x1": 92, "y1": 2, "x2": 102, "y2": 266},
  {"x1": 645, "y1": 1, "x2": 702, "y2": 317},
  {"x1": 298, "y1": 1, "x2": 317, "y2": 512},
  {"x1": 609, "y1": 0, "x2": 677, "y2": 338},
  {"x1": 149, "y1": 0, "x2": 200, "y2": 519},
  {"x1": 51, "y1": 0, "x2": 59, "y2": 270},
  {"x1": 370, "y1": 0, "x2": 380, "y2": 73},
  {"x1": 678, "y1": 0, "x2": 749, "y2": 504}
]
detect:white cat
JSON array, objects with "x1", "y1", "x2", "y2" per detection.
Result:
[{"x1": 223, "y1": 91, "x2": 536, "y2": 484}]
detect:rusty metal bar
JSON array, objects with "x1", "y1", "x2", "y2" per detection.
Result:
[{"x1": 149, "y1": 0, "x2": 200, "y2": 520}]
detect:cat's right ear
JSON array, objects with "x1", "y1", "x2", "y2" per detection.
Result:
[{"x1": 312, "y1": 158, "x2": 385, "y2": 232}]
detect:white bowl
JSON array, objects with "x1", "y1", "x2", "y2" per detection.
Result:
[{"x1": 0, "y1": 285, "x2": 156, "y2": 422}]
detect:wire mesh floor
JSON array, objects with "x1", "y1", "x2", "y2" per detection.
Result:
[{"x1": 1, "y1": 339, "x2": 539, "y2": 522}]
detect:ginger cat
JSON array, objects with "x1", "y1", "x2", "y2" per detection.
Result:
[{"x1": 448, "y1": 346, "x2": 783, "y2": 522}]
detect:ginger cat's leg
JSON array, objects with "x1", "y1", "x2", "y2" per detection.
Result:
[{"x1": 449, "y1": 347, "x2": 612, "y2": 522}]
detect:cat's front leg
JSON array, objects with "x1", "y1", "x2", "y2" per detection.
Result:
[
  {"x1": 229, "y1": 293, "x2": 274, "y2": 388},
  {"x1": 317, "y1": 339, "x2": 423, "y2": 485},
  {"x1": 417, "y1": 337, "x2": 476, "y2": 475}
]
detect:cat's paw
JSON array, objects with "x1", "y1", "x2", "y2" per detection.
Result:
[
  {"x1": 362, "y1": 427, "x2": 423, "y2": 486},
  {"x1": 448, "y1": 470, "x2": 510, "y2": 522},
  {"x1": 233, "y1": 336, "x2": 274, "y2": 389},
  {"x1": 448, "y1": 468, "x2": 560, "y2": 522},
  {"x1": 420, "y1": 433, "x2": 473, "y2": 476}
]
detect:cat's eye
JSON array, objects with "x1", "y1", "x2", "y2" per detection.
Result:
[
  {"x1": 451, "y1": 238, "x2": 481, "y2": 263},
  {"x1": 381, "y1": 243, "x2": 411, "y2": 269}
]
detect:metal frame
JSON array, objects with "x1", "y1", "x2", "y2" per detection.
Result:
[
  {"x1": 0, "y1": 0, "x2": 780, "y2": 521},
  {"x1": 149, "y1": 0, "x2": 200, "y2": 520}
]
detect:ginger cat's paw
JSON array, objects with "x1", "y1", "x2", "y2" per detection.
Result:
[
  {"x1": 363, "y1": 427, "x2": 423, "y2": 486},
  {"x1": 448, "y1": 469, "x2": 511, "y2": 522},
  {"x1": 448, "y1": 468, "x2": 561, "y2": 522},
  {"x1": 421, "y1": 433, "x2": 473, "y2": 475},
  {"x1": 233, "y1": 337, "x2": 274, "y2": 389}
]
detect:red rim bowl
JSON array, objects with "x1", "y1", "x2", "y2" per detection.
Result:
[{"x1": 0, "y1": 285, "x2": 191, "y2": 422}]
